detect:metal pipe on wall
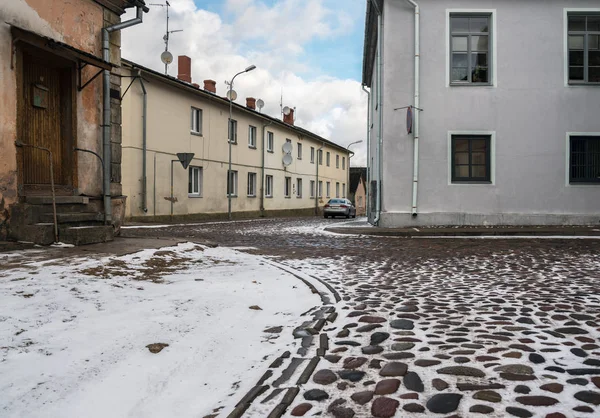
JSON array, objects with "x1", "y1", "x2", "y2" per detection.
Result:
[
  {"x1": 372, "y1": 6, "x2": 383, "y2": 226},
  {"x1": 405, "y1": 0, "x2": 421, "y2": 217},
  {"x1": 138, "y1": 70, "x2": 148, "y2": 213},
  {"x1": 101, "y1": 6, "x2": 145, "y2": 225},
  {"x1": 361, "y1": 84, "x2": 371, "y2": 218},
  {"x1": 260, "y1": 121, "x2": 273, "y2": 216}
]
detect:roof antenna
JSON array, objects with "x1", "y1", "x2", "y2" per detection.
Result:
[{"x1": 150, "y1": 1, "x2": 183, "y2": 75}]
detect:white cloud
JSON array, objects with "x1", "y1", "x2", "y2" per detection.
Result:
[{"x1": 121, "y1": 0, "x2": 368, "y2": 166}]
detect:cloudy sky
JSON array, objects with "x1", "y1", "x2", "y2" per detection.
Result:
[{"x1": 121, "y1": 0, "x2": 368, "y2": 165}]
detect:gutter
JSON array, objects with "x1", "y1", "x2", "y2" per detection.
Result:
[
  {"x1": 370, "y1": 0, "x2": 383, "y2": 226},
  {"x1": 138, "y1": 70, "x2": 148, "y2": 213},
  {"x1": 101, "y1": 5, "x2": 146, "y2": 225},
  {"x1": 405, "y1": 0, "x2": 420, "y2": 217},
  {"x1": 315, "y1": 144, "x2": 324, "y2": 215}
]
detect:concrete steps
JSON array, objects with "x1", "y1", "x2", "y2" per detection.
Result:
[{"x1": 9, "y1": 196, "x2": 113, "y2": 246}]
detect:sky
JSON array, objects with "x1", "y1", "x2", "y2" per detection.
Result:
[{"x1": 121, "y1": 0, "x2": 369, "y2": 165}]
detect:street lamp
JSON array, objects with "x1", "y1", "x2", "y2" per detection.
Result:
[
  {"x1": 227, "y1": 64, "x2": 256, "y2": 220},
  {"x1": 346, "y1": 140, "x2": 363, "y2": 200}
]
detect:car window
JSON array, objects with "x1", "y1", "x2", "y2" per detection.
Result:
[{"x1": 328, "y1": 199, "x2": 344, "y2": 204}]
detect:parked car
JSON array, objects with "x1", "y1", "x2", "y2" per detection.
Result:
[{"x1": 323, "y1": 198, "x2": 356, "y2": 219}]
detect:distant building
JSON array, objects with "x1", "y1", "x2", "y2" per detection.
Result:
[
  {"x1": 363, "y1": 0, "x2": 600, "y2": 227},
  {"x1": 0, "y1": 0, "x2": 148, "y2": 245},
  {"x1": 349, "y1": 167, "x2": 367, "y2": 216},
  {"x1": 120, "y1": 57, "x2": 350, "y2": 221}
]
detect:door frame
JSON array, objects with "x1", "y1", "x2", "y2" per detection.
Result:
[{"x1": 15, "y1": 39, "x2": 78, "y2": 197}]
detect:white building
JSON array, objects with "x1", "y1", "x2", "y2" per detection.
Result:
[
  {"x1": 363, "y1": 0, "x2": 600, "y2": 227},
  {"x1": 121, "y1": 57, "x2": 350, "y2": 221}
]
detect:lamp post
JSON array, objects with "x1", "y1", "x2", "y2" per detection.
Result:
[
  {"x1": 227, "y1": 65, "x2": 256, "y2": 220},
  {"x1": 346, "y1": 140, "x2": 363, "y2": 200}
]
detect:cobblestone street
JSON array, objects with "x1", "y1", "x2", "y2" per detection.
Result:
[{"x1": 125, "y1": 218, "x2": 600, "y2": 417}]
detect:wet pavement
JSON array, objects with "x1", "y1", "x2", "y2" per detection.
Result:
[{"x1": 123, "y1": 217, "x2": 600, "y2": 417}]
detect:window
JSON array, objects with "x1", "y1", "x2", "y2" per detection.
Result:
[
  {"x1": 228, "y1": 119, "x2": 237, "y2": 144},
  {"x1": 318, "y1": 181, "x2": 323, "y2": 198},
  {"x1": 326, "y1": 181, "x2": 331, "y2": 197},
  {"x1": 188, "y1": 166, "x2": 202, "y2": 196},
  {"x1": 451, "y1": 135, "x2": 491, "y2": 182},
  {"x1": 191, "y1": 107, "x2": 202, "y2": 134},
  {"x1": 296, "y1": 178, "x2": 303, "y2": 197},
  {"x1": 267, "y1": 131, "x2": 274, "y2": 152},
  {"x1": 568, "y1": 14, "x2": 600, "y2": 83},
  {"x1": 570, "y1": 135, "x2": 600, "y2": 183},
  {"x1": 450, "y1": 14, "x2": 491, "y2": 84},
  {"x1": 310, "y1": 180, "x2": 315, "y2": 198},
  {"x1": 297, "y1": 143, "x2": 302, "y2": 159},
  {"x1": 336, "y1": 182, "x2": 340, "y2": 198},
  {"x1": 248, "y1": 126, "x2": 257, "y2": 148},
  {"x1": 342, "y1": 157, "x2": 346, "y2": 170},
  {"x1": 227, "y1": 170, "x2": 238, "y2": 196},
  {"x1": 336, "y1": 155, "x2": 340, "y2": 168},
  {"x1": 326, "y1": 152, "x2": 331, "y2": 166},
  {"x1": 342, "y1": 183, "x2": 346, "y2": 198},
  {"x1": 265, "y1": 175, "x2": 273, "y2": 197},
  {"x1": 311, "y1": 147, "x2": 315, "y2": 163},
  {"x1": 284, "y1": 176, "x2": 292, "y2": 197},
  {"x1": 318, "y1": 149, "x2": 323, "y2": 165},
  {"x1": 247, "y1": 172, "x2": 257, "y2": 196}
]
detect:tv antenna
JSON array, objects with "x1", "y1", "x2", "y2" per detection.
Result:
[{"x1": 150, "y1": 1, "x2": 183, "y2": 75}]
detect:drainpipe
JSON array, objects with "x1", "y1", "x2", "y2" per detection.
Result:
[
  {"x1": 137, "y1": 70, "x2": 148, "y2": 213},
  {"x1": 260, "y1": 121, "x2": 273, "y2": 216},
  {"x1": 370, "y1": 0, "x2": 383, "y2": 226},
  {"x1": 315, "y1": 144, "x2": 324, "y2": 215},
  {"x1": 361, "y1": 84, "x2": 370, "y2": 219},
  {"x1": 405, "y1": 0, "x2": 420, "y2": 217},
  {"x1": 102, "y1": 5, "x2": 146, "y2": 225}
]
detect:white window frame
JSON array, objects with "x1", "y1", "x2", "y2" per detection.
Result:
[
  {"x1": 284, "y1": 176, "x2": 292, "y2": 198},
  {"x1": 336, "y1": 182, "x2": 340, "y2": 197},
  {"x1": 296, "y1": 178, "x2": 303, "y2": 198},
  {"x1": 191, "y1": 107, "x2": 202, "y2": 135},
  {"x1": 342, "y1": 156, "x2": 346, "y2": 170},
  {"x1": 318, "y1": 149, "x2": 323, "y2": 165},
  {"x1": 310, "y1": 180, "x2": 315, "y2": 198},
  {"x1": 326, "y1": 152, "x2": 331, "y2": 167},
  {"x1": 228, "y1": 119, "x2": 238, "y2": 144},
  {"x1": 227, "y1": 170, "x2": 238, "y2": 196},
  {"x1": 248, "y1": 126, "x2": 257, "y2": 148},
  {"x1": 342, "y1": 183, "x2": 346, "y2": 198},
  {"x1": 447, "y1": 130, "x2": 496, "y2": 186},
  {"x1": 265, "y1": 175, "x2": 273, "y2": 197},
  {"x1": 326, "y1": 181, "x2": 331, "y2": 197},
  {"x1": 318, "y1": 180, "x2": 323, "y2": 198},
  {"x1": 267, "y1": 131, "x2": 274, "y2": 152},
  {"x1": 188, "y1": 166, "x2": 202, "y2": 197},
  {"x1": 297, "y1": 143, "x2": 302, "y2": 159},
  {"x1": 565, "y1": 132, "x2": 600, "y2": 186},
  {"x1": 247, "y1": 172, "x2": 257, "y2": 196},
  {"x1": 310, "y1": 147, "x2": 315, "y2": 163},
  {"x1": 564, "y1": 8, "x2": 600, "y2": 87},
  {"x1": 446, "y1": 9, "x2": 497, "y2": 87}
]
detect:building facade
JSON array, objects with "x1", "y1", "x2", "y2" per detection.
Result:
[
  {"x1": 121, "y1": 58, "x2": 350, "y2": 221},
  {"x1": 0, "y1": 0, "x2": 147, "y2": 244},
  {"x1": 363, "y1": 0, "x2": 600, "y2": 227}
]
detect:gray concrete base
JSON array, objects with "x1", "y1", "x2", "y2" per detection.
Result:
[{"x1": 379, "y1": 212, "x2": 600, "y2": 227}]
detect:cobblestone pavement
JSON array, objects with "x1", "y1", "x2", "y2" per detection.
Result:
[{"x1": 124, "y1": 218, "x2": 600, "y2": 417}]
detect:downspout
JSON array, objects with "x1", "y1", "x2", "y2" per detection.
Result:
[
  {"x1": 361, "y1": 84, "x2": 371, "y2": 218},
  {"x1": 315, "y1": 145, "x2": 324, "y2": 215},
  {"x1": 138, "y1": 70, "x2": 148, "y2": 213},
  {"x1": 260, "y1": 121, "x2": 273, "y2": 216},
  {"x1": 102, "y1": 5, "x2": 145, "y2": 225},
  {"x1": 405, "y1": 0, "x2": 420, "y2": 217},
  {"x1": 371, "y1": 0, "x2": 383, "y2": 226}
]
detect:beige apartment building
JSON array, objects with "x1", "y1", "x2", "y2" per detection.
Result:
[{"x1": 121, "y1": 57, "x2": 350, "y2": 221}]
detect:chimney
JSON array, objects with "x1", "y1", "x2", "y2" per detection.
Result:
[
  {"x1": 246, "y1": 97, "x2": 256, "y2": 110},
  {"x1": 192, "y1": 83, "x2": 200, "y2": 89},
  {"x1": 177, "y1": 55, "x2": 192, "y2": 83},
  {"x1": 203, "y1": 79, "x2": 216, "y2": 93},
  {"x1": 283, "y1": 108, "x2": 294, "y2": 125}
]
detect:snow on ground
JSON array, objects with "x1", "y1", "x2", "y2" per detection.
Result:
[{"x1": 0, "y1": 243, "x2": 321, "y2": 418}]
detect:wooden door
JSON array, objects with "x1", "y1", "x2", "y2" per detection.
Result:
[{"x1": 17, "y1": 45, "x2": 75, "y2": 194}]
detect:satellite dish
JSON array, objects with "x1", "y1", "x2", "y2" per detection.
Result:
[
  {"x1": 161, "y1": 50, "x2": 173, "y2": 65},
  {"x1": 257, "y1": 99, "x2": 264, "y2": 111},
  {"x1": 282, "y1": 141, "x2": 293, "y2": 154},
  {"x1": 282, "y1": 154, "x2": 293, "y2": 166},
  {"x1": 283, "y1": 106, "x2": 291, "y2": 116},
  {"x1": 227, "y1": 89, "x2": 238, "y2": 101}
]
